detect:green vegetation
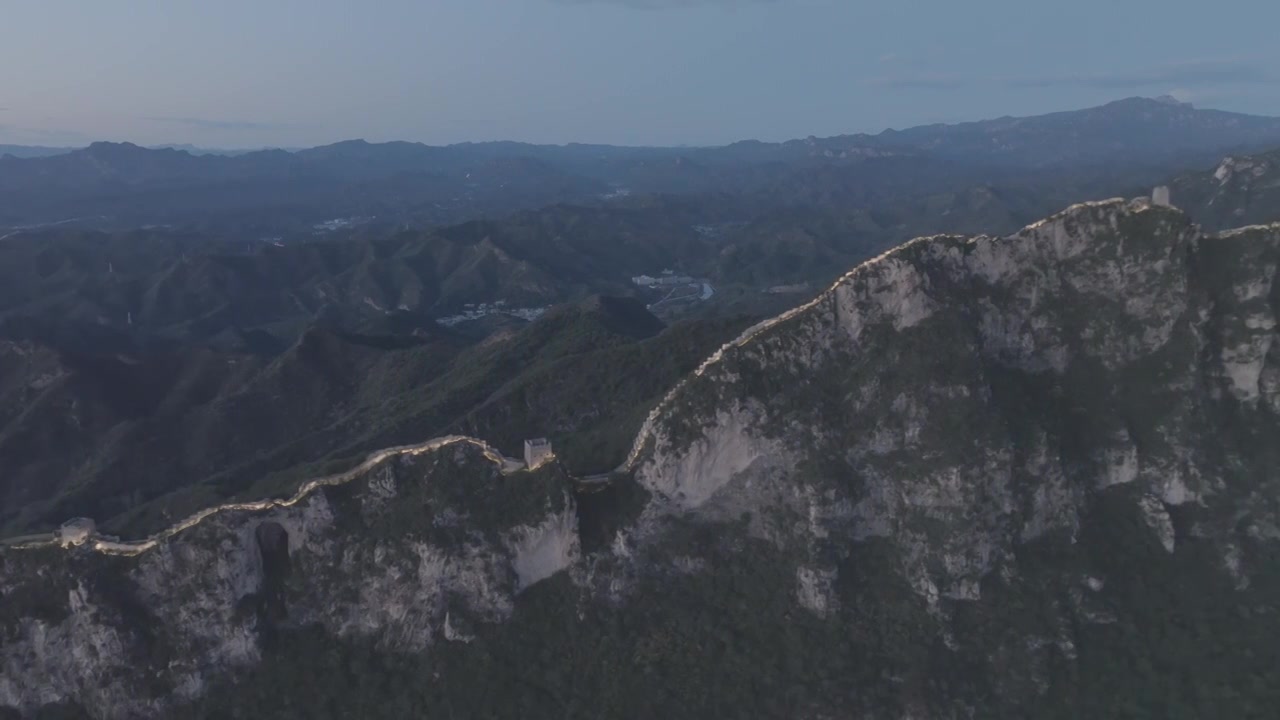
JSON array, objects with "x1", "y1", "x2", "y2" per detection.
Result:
[
  {"x1": 169, "y1": 488, "x2": 1280, "y2": 720},
  {"x1": 0, "y1": 290, "x2": 754, "y2": 537},
  {"x1": 181, "y1": 520, "x2": 929, "y2": 720},
  {"x1": 322, "y1": 449, "x2": 572, "y2": 547}
]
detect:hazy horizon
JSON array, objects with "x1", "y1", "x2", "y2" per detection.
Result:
[
  {"x1": 0, "y1": 93, "x2": 1272, "y2": 153},
  {"x1": 3, "y1": 0, "x2": 1279, "y2": 148}
]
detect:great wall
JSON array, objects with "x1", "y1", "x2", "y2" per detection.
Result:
[
  {"x1": 4, "y1": 435, "x2": 551, "y2": 557},
  {"x1": 2, "y1": 197, "x2": 1162, "y2": 561}
]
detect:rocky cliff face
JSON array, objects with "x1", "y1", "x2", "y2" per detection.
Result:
[
  {"x1": 1, "y1": 443, "x2": 578, "y2": 718},
  {"x1": 635, "y1": 197, "x2": 1279, "y2": 517},
  {"x1": 1172, "y1": 149, "x2": 1280, "y2": 230},
  {"x1": 3, "y1": 198, "x2": 1279, "y2": 719},
  {"x1": 613, "y1": 197, "x2": 1280, "y2": 712}
]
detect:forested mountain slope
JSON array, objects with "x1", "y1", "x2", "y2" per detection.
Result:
[{"x1": 4, "y1": 199, "x2": 1278, "y2": 719}]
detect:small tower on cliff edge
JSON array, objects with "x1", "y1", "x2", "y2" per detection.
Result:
[
  {"x1": 56, "y1": 518, "x2": 97, "y2": 547},
  {"x1": 1152, "y1": 186, "x2": 1172, "y2": 207},
  {"x1": 523, "y1": 438, "x2": 553, "y2": 469}
]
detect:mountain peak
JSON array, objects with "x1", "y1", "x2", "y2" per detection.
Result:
[
  {"x1": 1100, "y1": 95, "x2": 1192, "y2": 112},
  {"x1": 1153, "y1": 93, "x2": 1194, "y2": 108},
  {"x1": 80, "y1": 141, "x2": 195, "y2": 162},
  {"x1": 85, "y1": 141, "x2": 146, "y2": 153}
]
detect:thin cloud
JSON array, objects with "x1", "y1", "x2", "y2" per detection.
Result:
[
  {"x1": 4, "y1": 125, "x2": 86, "y2": 141},
  {"x1": 869, "y1": 58, "x2": 1277, "y2": 93},
  {"x1": 149, "y1": 116, "x2": 302, "y2": 131},
  {"x1": 866, "y1": 74, "x2": 967, "y2": 90},
  {"x1": 1009, "y1": 58, "x2": 1275, "y2": 89}
]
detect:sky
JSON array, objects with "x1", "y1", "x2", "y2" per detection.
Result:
[{"x1": 2, "y1": 0, "x2": 1279, "y2": 148}]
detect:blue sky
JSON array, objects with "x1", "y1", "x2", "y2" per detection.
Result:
[{"x1": 2, "y1": 0, "x2": 1278, "y2": 147}]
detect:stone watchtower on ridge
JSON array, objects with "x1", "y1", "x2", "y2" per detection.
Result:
[
  {"x1": 523, "y1": 438, "x2": 553, "y2": 469},
  {"x1": 56, "y1": 518, "x2": 97, "y2": 547},
  {"x1": 1152, "y1": 186, "x2": 1172, "y2": 207}
]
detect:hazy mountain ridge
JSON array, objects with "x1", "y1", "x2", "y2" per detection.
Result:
[
  {"x1": 4, "y1": 199, "x2": 1279, "y2": 718},
  {"x1": 856, "y1": 97, "x2": 1280, "y2": 166},
  {"x1": 0, "y1": 145, "x2": 78, "y2": 160},
  {"x1": 4, "y1": 98, "x2": 1278, "y2": 231},
  {"x1": 0, "y1": 171, "x2": 1156, "y2": 355},
  {"x1": 0, "y1": 219, "x2": 670, "y2": 350}
]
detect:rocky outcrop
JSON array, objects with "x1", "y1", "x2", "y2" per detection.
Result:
[
  {"x1": 629, "y1": 197, "x2": 1278, "y2": 612},
  {"x1": 1171, "y1": 148, "x2": 1280, "y2": 230}
]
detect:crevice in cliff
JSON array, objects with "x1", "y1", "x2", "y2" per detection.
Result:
[
  {"x1": 234, "y1": 521, "x2": 294, "y2": 647},
  {"x1": 255, "y1": 522, "x2": 292, "y2": 626},
  {"x1": 573, "y1": 476, "x2": 651, "y2": 554}
]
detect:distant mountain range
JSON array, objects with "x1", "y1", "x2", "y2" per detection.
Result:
[
  {"x1": 0, "y1": 175, "x2": 1156, "y2": 361},
  {"x1": 829, "y1": 96, "x2": 1280, "y2": 167},
  {"x1": 3, "y1": 97, "x2": 1280, "y2": 231},
  {"x1": 0, "y1": 143, "x2": 290, "y2": 159},
  {"x1": 0, "y1": 144, "x2": 79, "y2": 159}
]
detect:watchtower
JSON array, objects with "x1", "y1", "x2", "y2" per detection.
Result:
[
  {"x1": 523, "y1": 438, "x2": 553, "y2": 469},
  {"x1": 56, "y1": 518, "x2": 97, "y2": 547},
  {"x1": 1152, "y1": 186, "x2": 1172, "y2": 207}
]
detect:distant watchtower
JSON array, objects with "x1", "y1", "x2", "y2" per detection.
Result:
[
  {"x1": 523, "y1": 438, "x2": 553, "y2": 469},
  {"x1": 56, "y1": 518, "x2": 97, "y2": 548},
  {"x1": 1152, "y1": 186, "x2": 1172, "y2": 207}
]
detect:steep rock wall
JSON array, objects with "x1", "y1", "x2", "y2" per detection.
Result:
[
  {"x1": 1, "y1": 444, "x2": 576, "y2": 718},
  {"x1": 630, "y1": 198, "x2": 1280, "y2": 610}
]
